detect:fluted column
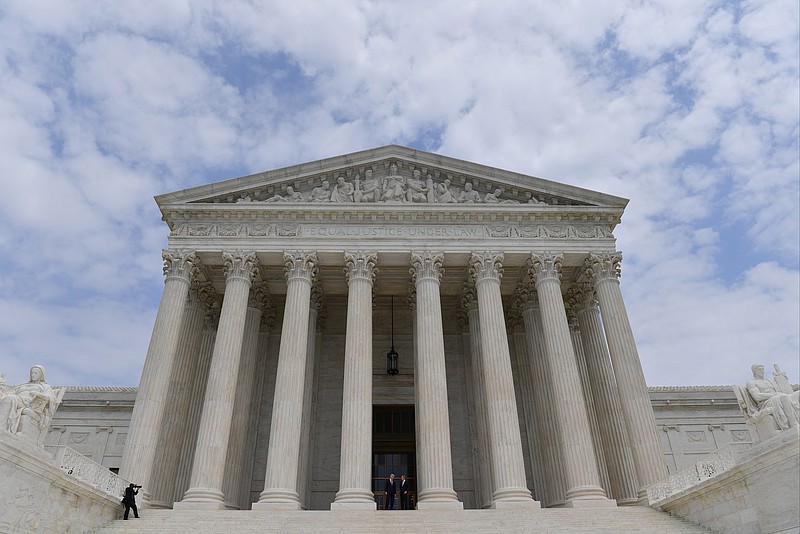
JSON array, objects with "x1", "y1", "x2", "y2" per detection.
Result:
[
  {"x1": 174, "y1": 305, "x2": 219, "y2": 504},
  {"x1": 299, "y1": 285, "x2": 323, "y2": 509},
  {"x1": 119, "y1": 250, "x2": 198, "y2": 505},
  {"x1": 255, "y1": 251, "x2": 318, "y2": 510},
  {"x1": 223, "y1": 282, "x2": 272, "y2": 509},
  {"x1": 410, "y1": 251, "x2": 462, "y2": 509},
  {"x1": 177, "y1": 251, "x2": 258, "y2": 509},
  {"x1": 508, "y1": 293, "x2": 546, "y2": 504},
  {"x1": 150, "y1": 282, "x2": 214, "y2": 508},
  {"x1": 563, "y1": 296, "x2": 612, "y2": 497},
  {"x1": 586, "y1": 252, "x2": 667, "y2": 496},
  {"x1": 460, "y1": 285, "x2": 494, "y2": 509},
  {"x1": 529, "y1": 253, "x2": 613, "y2": 507},
  {"x1": 572, "y1": 284, "x2": 639, "y2": 505},
  {"x1": 518, "y1": 287, "x2": 566, "y2": 507},
  {"x1": 332, "y1": 251, "x2": 378, "y2": 510},
  {"x1": 470, "y1": 252, "x2": 537, "y2": 508}
]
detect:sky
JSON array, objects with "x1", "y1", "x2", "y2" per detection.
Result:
[{"x1": 0, "y1": 0, "x2": 797, "y2": 389}]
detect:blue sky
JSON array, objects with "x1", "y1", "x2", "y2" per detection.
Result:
[{"x1": 0, "y1": 0, "x2": 797, "y2": 388}]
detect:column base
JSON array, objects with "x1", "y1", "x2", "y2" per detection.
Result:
[
  {"x1": 253, "y1": 488, "x2": 303, "y2": 511},
  {"x1": 174, "y1": 487, "x2": 227, "y2": 510}
]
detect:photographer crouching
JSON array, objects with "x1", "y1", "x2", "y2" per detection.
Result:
[{"x1": 122, "y1": 483, "x2": 142, "y2": 520}]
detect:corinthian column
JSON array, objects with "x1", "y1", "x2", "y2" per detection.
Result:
[
  {"x1": 529, "y1": 253, "x2": 613, "y2": 507},
  {"x1": 299, "y1": 284, "x2": 323, "y2": 509},
  {"x1": 332, "y1": 251, "x2": 378, "y2": 510},
  {"x1": 518, "y1": 287, "x2": 566, "y2": 507},
  {"x1": 254, "y1": 251, "x2": 318, "y2": 510},
  {"x1": 174, "y1": 304, "x2": 219, "y2": 504},
  {"x1": 120, "y1": 249, "x2": 198, "y2": 505},
  {"x1": 586, "y1": 252, "x2": 667, "y2": 496},
  {"x1": 410, "y1": 251, "x2": 462, "y2": 509},
  {"x1": 571, "y1": 284, "x2": 639, "y2": 505},
  {"x1": 470, "y1": 252, "x2": 537, "y2": 508},
  {"x1": 460, "y1": 284, "x2": 494, "y2": 509},
  {"x1": 150, "y1": 282, "x2": 214, "y2": 508},
  {"x1": 223, "y1": 282, "x2": 272, "y2": 510},
  {"x1": 176, "y1": 251, "x2": 258, "y2": 510}
]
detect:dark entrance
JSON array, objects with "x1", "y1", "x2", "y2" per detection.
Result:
[{"x1": 372, "y1": 405, "x2": 416, "y2": 509}]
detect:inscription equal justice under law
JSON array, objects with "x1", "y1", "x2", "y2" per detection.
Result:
[{"x1": 173, "y1": 222, "x2": 613, "y2": 239}]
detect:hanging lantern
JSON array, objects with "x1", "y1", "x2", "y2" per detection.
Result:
[{"x1": 387, "y1": 295, "x2": 399, "y2": 375}]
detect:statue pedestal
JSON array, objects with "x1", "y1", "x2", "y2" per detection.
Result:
[
  {"x1": 652, "y1": 428, "x2": 799, "y2": 533},
  {"x1": 0, "y1": 430, "x2": 122, "y2": 533}
]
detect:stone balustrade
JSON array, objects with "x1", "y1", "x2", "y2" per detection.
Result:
[
  {"x1": 53, "y1": 445, "x2": 130, "y2": 500},
  {"x1": 646, "y1": 443, "x2": 750, "y2": 505}
]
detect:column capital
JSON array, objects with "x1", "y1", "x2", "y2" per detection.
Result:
[
  {"x1": 511, "y1": 282, "x2": 538, "y2": 311},
  {"x1": 163, "y1": 249, "x2": 199, "y2": 284},
  {"x1": 585, "y1": 252, "x2": 623, "y2": 283},
  {"x1": 344, "y1": 251, "x2": 378, "y2": 285},
  {"x1": 460, "y1": 282, "x2": 478, "y2": 312},
  {"x1": 469, "y1": 251, "x2": 504, "y2": 284},
  {"x1": 223, "y1": 250, "x2": 259, "y2": 284},
  {"x1": 410, "y1": 251, "x2": 444, "y2": 284},
  {"x1": 407, "y1": 280, "x2": 417, "y2": 311},
  {"x1": 528, "y1": 252, "x2": 563, "y2": 284},
  {"x1": 249, "y1": 281, "x2": 273, "y2": 313},
  {"x1": 284, "y1": 251, "x2": 318, "y2": 283}
]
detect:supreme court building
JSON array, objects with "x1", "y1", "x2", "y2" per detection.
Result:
[{"x1": 117, "y1": 145, "x2": 669, "y2": 512}]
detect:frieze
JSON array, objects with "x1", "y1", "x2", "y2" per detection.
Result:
[{"x1": 171, "y1": 222, "x2": 614, "y2": 240}]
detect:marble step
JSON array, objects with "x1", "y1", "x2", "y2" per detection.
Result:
[{"x1": 94, "y1": 507, "x2": 711, "y2": 533}]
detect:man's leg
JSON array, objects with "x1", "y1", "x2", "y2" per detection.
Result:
[
  {"x1": 132, "y1": 502, "x2": 139, "y2": 518},
  {"x1": 123, "y1": 504, "x2": 130, "y2": 520}
]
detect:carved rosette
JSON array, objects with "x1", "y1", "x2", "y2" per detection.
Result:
[
  {"x1": 528, "y1": 252, "x2": 564, "y2": 284},
  {"x1": 468, "y1": 251, "x2": 504, "y2": 285},
  {"x1": 343, "y1": 251, "x2": 378, "y2": 285},
  {"x1": 222, "y1": 250, "x2": 259, "y2": 284},
  {"x1": 410, "y1": 251, "x2": 445, "y2": 284},
  {"x1": 585, "y1": 252, "x2": 623, "y2": 284},
  {"x1": 283, "y1": 251, "x2": 318, "y2": 284},
  {"x1": 162, "y1": 249, "x2": 199, "y2": 284}
]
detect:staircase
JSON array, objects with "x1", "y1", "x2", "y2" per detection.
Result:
[{"x1": 93, "y1": 506, "x2": 710, "y2": 533}]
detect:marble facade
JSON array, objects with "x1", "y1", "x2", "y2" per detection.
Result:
[{"x1": 96, "y1": 146, "x2": 676, "y2": 510}]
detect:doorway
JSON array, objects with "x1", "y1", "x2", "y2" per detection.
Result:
[{"x1": 373, "y1": 405, "x2": 416, "y2": 509}]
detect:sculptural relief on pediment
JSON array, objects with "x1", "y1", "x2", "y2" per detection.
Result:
[{"x1": 191, "y1": 159, "x2": 589, "y2": 207}]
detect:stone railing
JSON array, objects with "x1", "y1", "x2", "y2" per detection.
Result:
[
  {"x1": 646, "y1": 443, "x2": 751, "y2": 506},
  {"x1": 53, "y1": 445, "x2": 130, "y2": 500}
]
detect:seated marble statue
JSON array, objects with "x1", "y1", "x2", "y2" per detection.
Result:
[
  {"x1": 738, "y1": 364, "x2": 800, "y2": 439},
  {"x1": 0, "y1": 365, "x2": 64, "y2": 443}
]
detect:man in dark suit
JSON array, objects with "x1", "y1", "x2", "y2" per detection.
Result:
[
  {"x1": 122, "y1": 483, "x2": 141, "y2": 520},
  {"x1": 399, "y1": 474, "x2": 411, "y2": 510},
  {"x1": 384, "y1": 473, "x2": 397, "y2": 510}
]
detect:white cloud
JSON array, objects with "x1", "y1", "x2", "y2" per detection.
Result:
[{"x1": 0, "y1": 0, "x2": 796, "y2": 389}]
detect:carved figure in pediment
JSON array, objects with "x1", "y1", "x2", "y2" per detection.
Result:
[
  {"x1": 0, "y1": 365, "x2": 64, "y2": 445},
  {"x1": 236, "y1": 194, "x2": 253, "y2": 203},
  {"x1": 459, "y1": 183, "x2": 481, "y2": 203},
  {"x1": 331, "y1": 176, "x2": 355, "y2": 203},
  {"x1": 484, "y1": 188, "x2": 517, "y2": 204},
  {"x1": 734, "y1": 363, "x2": 800, "y2": 443},
  {"x1": 406, "y1": 170, "x2": 428, "y2": 203},
  {"x1": 310, "y1": 181, "x2": 332, "y2": 202},
  {"x1": 265, "y1": 186, "x2": 304, "y2": 203},
  {"x1": 354, "y1": 170, "x2": 380, "y2": 203},
  {"x1": 437, "y1": 179, "x2": 458, "y2": 203},
  {"x1": 381, "y1": 164, "x2": 406, "y2": 202},
  {"x1": 528, "y1": 196, "x2": 546, "y2": 205}
]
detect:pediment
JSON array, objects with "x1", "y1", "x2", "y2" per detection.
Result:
[{"x1": 156, "y1": 145, "x2": 628, "y2": 210}]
